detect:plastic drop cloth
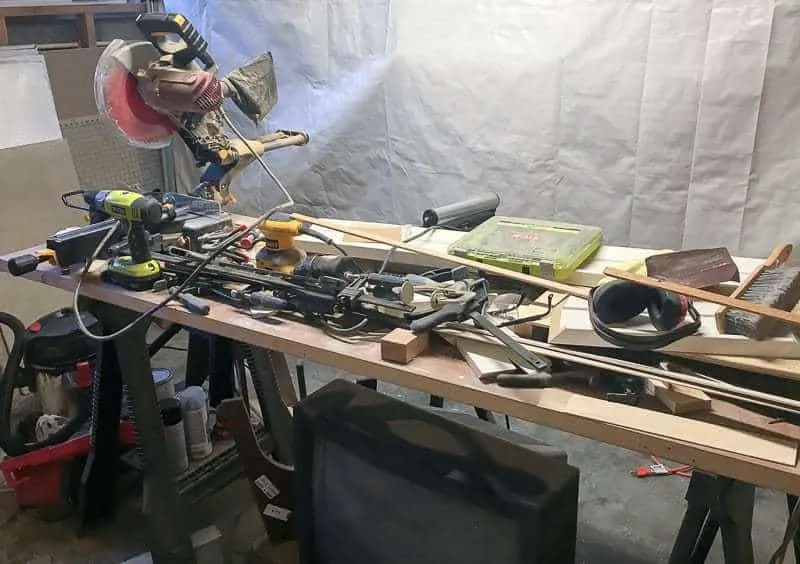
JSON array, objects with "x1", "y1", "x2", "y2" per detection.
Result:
[{"x1": 165, "y1": 0, "x2": 800, "y2": 257}]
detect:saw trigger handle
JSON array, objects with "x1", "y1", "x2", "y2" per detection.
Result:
[{"x1": 136, "y1": 13, "x2": 215, "y2": 69}]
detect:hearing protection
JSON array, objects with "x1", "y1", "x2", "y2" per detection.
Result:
[{"x1": 588, "y1": 280, "x2": 701, "y2": 350}]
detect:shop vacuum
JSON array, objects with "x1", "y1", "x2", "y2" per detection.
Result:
[{"x1": 0, "y1": 309, "x2": 135, "y2": 513}]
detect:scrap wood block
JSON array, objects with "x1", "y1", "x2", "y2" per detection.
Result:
[
  {"x1": 646, "y1": 379, "x2": 711, "y2": 415},
  {"x1": 381, "y1": 328, "x2": 429, "y2": 364}
]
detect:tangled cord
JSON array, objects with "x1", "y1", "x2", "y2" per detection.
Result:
[{"x1": 73, "y1": 109, "x2": 295, "y2": 342}]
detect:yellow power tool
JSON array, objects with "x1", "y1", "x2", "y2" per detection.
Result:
[
  {"x1": 255, "y1": 213, "x2": 308, "y2": 274},
  {"x1": 82, "y1": 190, "x2": 165, "y2": 289}
]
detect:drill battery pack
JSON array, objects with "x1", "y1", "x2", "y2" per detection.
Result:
[{"x1": 47, "y1": 219, "x2": 120, "y2": 272}]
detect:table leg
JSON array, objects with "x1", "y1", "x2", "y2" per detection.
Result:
[
  {"x1": 77, "y1": 332, "x2": 122, "y2": 532},
  {"x1": 236, "y1": 344, "x2": 296, "y2": 466},
  {"x1": 92, "y1": 303, "x2": 195, "y2": 563},
  {"x1": 670, "y1": 472, "x2": 715, "y2": 564},
  {"x1": 787, "y1": 494, "x2": 800, "y2": 563},
  {"x1": 669, "y1": 472, "x2": 755, "y2": 564},
  {"x1": 718, "y1": 479, "x2": 754, "y2": 564}
]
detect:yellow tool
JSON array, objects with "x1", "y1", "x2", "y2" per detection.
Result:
[
  {"x1": 82, "y1": 190, "x2": 165, "y2": 289},
  {"x1": 255, "y1": 213, "x2": 307, "y2": 274}
]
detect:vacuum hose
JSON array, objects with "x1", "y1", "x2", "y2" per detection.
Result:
[{"x1": 0, "y1": 312, "x2": 90, "y2": 456}]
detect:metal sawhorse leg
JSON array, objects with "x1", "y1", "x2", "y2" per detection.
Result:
[{"x1": 669, "y1": 471, "x2": 755, "y2": 564}]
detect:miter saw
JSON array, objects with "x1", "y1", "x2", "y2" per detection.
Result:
[{"x1": 94, "y1": 12, "x2": 308, "y2": 205}]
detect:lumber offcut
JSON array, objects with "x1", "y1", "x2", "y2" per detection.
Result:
[{"x1": 381, "y1": 329, "x2": 430, "y2": 364}]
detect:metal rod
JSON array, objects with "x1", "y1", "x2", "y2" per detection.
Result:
[{"x1": 439, "y1": 327, "x2": 800, "y2": 416}]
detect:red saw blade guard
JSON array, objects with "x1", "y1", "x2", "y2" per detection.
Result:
[{"x1": 94, "y1": 39, "x2": 177, "y2": 148}]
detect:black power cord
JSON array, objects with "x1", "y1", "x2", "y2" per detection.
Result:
[{"x1": 73, "y1": 109, "x2": 295, "y2": 342}]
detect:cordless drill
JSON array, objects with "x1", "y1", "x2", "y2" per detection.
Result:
[{"x1": 83, "y1": 190, "x2": 165, "y2": 290}]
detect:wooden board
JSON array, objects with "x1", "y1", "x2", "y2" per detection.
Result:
[
  {"x1": 292, "y1": 218, "x2": 763, "y2": 288},
  {"x1": 648, "y1": 380, "x2": 711, "y2": 415},
  {"x1": 549, "y1": 296, "x2": 800, "y2": 358},
  {"x1": 43, "y1": 47, "x2": 105, "y2": 120},
  {"x1": 674, "y1": 353, "x2": 800, "y2": 382},
  {"x1": 564, "y1": 394, "x2": 796, "y2": 466},
  {"x1": 380, "y1": 328, "x2": 429, "y2": 364}
]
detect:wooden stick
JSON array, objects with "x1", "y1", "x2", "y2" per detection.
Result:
[
  {"x1": 437, "y1": 326, "x2": 800, "y2": 415},
  {"x1": 605, "y1": 267, "x2": 800, "y2": 329},
  {"x1": 715, "y1": 243, "x2": 792, "y2": 333},
  {"x1": 292, "y1": 214, "x2": 592, "y2": 298}
]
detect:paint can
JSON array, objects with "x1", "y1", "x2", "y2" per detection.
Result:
[
  {"x1": 152, "y1": 368, "x2": 175, "y2": 402},
  {"x1": 159, "y1": 397, "x2": 188, "y2": 474},
  {"x1": 179, "y1": 386, "x2": 213, "y2": 460}
]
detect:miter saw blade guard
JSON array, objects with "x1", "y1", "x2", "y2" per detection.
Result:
[
  {"x1": 94, "y1": 39, "x2": 177, "y2": 149},
  {"x1": 225, "y1": 52, "x2": 278, "y2": 124}
]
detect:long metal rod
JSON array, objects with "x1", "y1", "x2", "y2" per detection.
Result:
[{"x1": 439, "y1": 326, "x2": 800, "y2": 416}]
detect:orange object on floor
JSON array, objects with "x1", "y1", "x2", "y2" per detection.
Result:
[{"x1": 632, "y1": 455, "x2": 692, "y2": 478}]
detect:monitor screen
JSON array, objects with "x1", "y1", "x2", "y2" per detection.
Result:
[
  {"x1": 312, "y1": 438, "x2": 520, "y2": 564},
  {"x1": 294, "y1": 380, "x2": 578, "y2": 564}
]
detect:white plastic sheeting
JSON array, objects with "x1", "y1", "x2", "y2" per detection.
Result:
[{"x1": 165, "y1": 0, "x2": 800, "y2": 256}]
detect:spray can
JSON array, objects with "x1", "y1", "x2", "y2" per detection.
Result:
[
  {"x1": 179, "y1": 386, "x2": 213, "y2": 460},
  {"x1": 159, "y1": 397, "x2": 189, "y2": 474}
]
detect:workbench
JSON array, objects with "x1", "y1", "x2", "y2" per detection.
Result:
[{"x1": 3, "y1": 221, "x2": 800, "y2": 563}]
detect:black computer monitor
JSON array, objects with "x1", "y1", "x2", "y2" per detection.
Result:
[{"x1": 294, "y1": 379, "x2": 580, "y2": 564}]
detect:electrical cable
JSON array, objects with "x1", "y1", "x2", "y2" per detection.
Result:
[
  {"x1": 324, "y1": 317, "x2": 369, "y2": 334},
  {"x1": 486, "y1": 293, "x2": 525, "y2": 316},
  {"x1": 72, "y1": 108, "x2": 295, "y2": 342},
  {"x1": 377, "y1": 226, "x2": 438, "y2": 274}
]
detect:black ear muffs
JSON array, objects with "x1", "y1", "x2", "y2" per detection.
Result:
[
  {"x1": 588, "y1": 280, "x2": 701, "y2": 350},
  {"x1": 647, "y1": 289, "x2": 689, "y2": 331}
]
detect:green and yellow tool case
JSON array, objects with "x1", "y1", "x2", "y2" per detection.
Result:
[{"x1": 447, "y1": 216, "x2": 603, "y2": 281}]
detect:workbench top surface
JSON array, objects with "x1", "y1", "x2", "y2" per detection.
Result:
[{"x1": 3, "y1": 239, "x2": 800, "y2": 495}]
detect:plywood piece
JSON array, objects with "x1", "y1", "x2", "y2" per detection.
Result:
[
  {"x1": 455, "y1": 337, "x2": 516, "y2": 380},
  {"x1": 549, "y1": 296, "x2": 800, "y2": 358},
  {"x1": 565, "y1": 394, "x2": 797, "y2": 467},
  {"x1": 0, "y1": 140, "x2": 79, "y2": 321},
  {"x1": 674, "y1": 353, "x2": 800, "y2": 382},
  {"x1": 43, "y1": 47, "x2": 105, "y2": 120},
  {"x1": 0, "y1": 47, "x2": 61, "y2": 149},
  {"x1": 380, "y1": 328, "x2": 429, "y2": 364}
]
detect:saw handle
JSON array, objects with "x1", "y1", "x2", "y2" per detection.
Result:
[{"x1": 136, "y1": 13, "x2": 215, "y2": 69}]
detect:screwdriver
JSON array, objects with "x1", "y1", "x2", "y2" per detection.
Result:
[{"x1": 168, "y1": 286, "x2": 211, "y2": 315}]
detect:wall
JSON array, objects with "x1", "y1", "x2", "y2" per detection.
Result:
[{"x1": 165, "y1": 0, "x2": 800, "y2": 257}]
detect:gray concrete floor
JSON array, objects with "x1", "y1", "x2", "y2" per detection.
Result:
[{"x1": 0, "y1": 332, "x2": 795, "y2": 563}]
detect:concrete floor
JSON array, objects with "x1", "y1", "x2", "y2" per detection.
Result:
[{"x1": 0, "y1": 333, "x2": 796, "y2": 563}]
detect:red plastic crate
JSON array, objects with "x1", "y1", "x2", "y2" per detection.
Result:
[{"x1": 0, "y1": 421, "x2": 136, "y2": 507}]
